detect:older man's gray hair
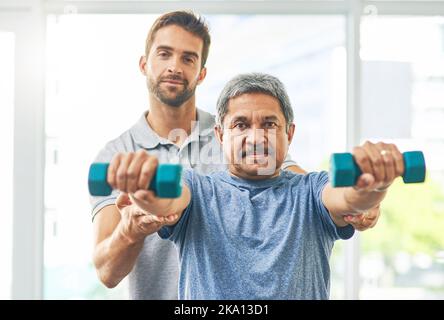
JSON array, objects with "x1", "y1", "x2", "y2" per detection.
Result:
[{"x1": 216, "y1": 73, "x2": 294, "y2": 131}]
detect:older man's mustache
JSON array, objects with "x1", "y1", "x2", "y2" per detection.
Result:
[{"x1": 241, "y1": 145, "x2": 274, "y2": 158}]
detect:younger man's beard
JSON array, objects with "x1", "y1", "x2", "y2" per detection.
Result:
[{"x1": 148, "y1": 75, "x2": 196, "y2": 108}]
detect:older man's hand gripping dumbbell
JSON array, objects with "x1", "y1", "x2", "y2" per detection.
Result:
[
  {"x1": 328, "y1": 141, "x2": 425, "y2": 215},
  {"x1": 88, "y1": 150, "x2": 185, "y2": 243}
]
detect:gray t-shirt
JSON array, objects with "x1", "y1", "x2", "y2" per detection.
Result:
[
  {"x1": 159, "y1": 169, "x2": 354, "y2": 300},
  {"x1": 90, "y1": 108, "x2": 298, "y2": 299}
]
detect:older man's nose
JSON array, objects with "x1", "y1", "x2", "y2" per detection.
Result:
[{"x1": 246, "y1": 128, "x2": 266, "y2": 145}]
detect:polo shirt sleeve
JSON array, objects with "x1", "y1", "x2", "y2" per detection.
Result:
[
  {"x1": 281, "y1": 153, "x2": 299, "y2": 170},
  {"x1": 89, "y1": 140, "x2": 122, "y2": 221}
]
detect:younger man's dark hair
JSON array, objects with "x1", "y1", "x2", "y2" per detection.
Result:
[{"x1": 145, "y1": 11, "x2": 211, "y2": 69}]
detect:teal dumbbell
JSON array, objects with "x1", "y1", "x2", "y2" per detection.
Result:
[
  {"x1": 330, "y1": 151, "x2": 426, "y2": 187},
  {"x1": 88, "y1": 163, "x2": 183, "y2": 197}
]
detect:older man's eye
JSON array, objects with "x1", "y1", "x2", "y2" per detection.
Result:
[
  {"x1": 264, "y1": 122, "x2": 277, "y2": 129},
  {"x1": 234, "y1": 123, "x2": 248, "y2": 130}
]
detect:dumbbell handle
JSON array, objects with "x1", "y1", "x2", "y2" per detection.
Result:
[
  {"x1": 88, "y1": 163, "x2": 182, "y2": 197},
  {"x1": 330, "y1": 150, "x2": 426, "y2": 187}
]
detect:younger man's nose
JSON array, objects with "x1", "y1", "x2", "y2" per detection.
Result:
[{"x1": 167, "y1": 57, "x2": 183, "y2": 75}]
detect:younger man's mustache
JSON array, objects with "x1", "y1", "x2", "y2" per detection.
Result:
[{"x1": 160, "y1": 75, "x2": 188, "y2": 85}]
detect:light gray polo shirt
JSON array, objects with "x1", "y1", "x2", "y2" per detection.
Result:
[{"x1": 90, "y1": 108, "x2": 298, "y2": 300}]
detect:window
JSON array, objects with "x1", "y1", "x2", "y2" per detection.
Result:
[
  {"x1": 360, "y1": 16, "x2": 444, "y2": 299},
  {"x1": 44, "y1": 13, "x2": 346, "y2": 299},
  {"x1": 0, "y1": 31, "x2": 15, "y2": 300}
]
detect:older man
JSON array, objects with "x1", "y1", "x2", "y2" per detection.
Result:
[{"x1": 107, "y1": 73, "x2": 400, "y2": 299}]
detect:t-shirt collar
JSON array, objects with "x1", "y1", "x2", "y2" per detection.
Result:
[{"x1": 217, "y1": 169, "x2": 289, "y2": 189}]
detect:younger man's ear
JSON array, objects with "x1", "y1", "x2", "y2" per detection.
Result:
[
  {"x1": 197, "y1": 67, "x2": 207, "y2": 85},
  {"x1": 139, "y1": 55, "x2": 147, "y2": 75}
]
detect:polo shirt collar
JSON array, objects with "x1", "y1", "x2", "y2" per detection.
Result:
[{"x1": 130, "y1": 108, "x2": 215, "y2": 149}]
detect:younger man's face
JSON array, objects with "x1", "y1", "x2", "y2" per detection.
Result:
[
  {"x1": 216, "y1": 93, "x2": 295, "y2": 180},
  {"x1": 140, "y1": 25, "x2": 207, "y2": 107}
]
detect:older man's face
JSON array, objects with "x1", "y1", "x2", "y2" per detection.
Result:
[{"x1": 215, "y1": 93, "x2": 295, "y2": 180}]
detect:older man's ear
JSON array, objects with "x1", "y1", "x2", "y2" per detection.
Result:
[
  {"x1": 214, "y1": 125, "x2": 224, "y2": 144},
  {"x1": 286, "y1": 123, "x2": 296, "y2": 145}
]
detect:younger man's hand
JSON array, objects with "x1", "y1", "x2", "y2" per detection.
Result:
[
  {"x1": 116, "y1": 192, "x2": 178, "y2": 244},
  {"x1": 344, "y1": 205, "x2": 380, "y2": 231}
]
